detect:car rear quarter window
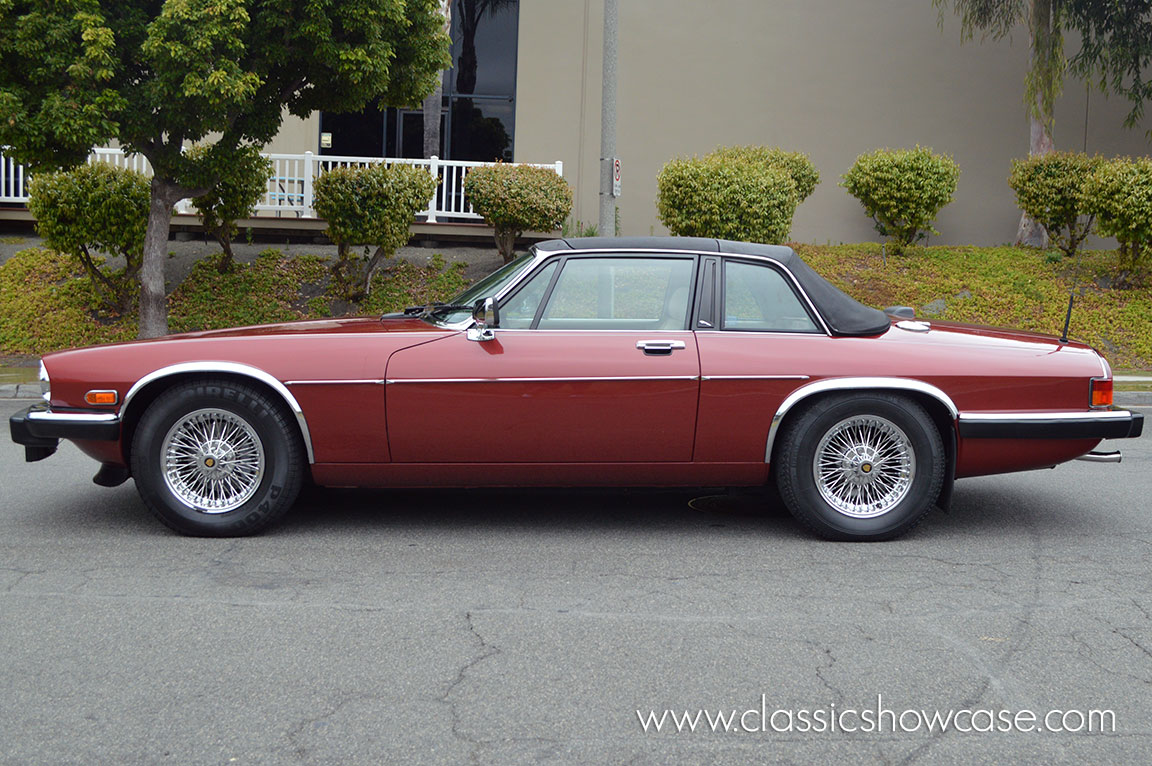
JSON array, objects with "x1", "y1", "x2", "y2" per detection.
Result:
[{"x1": 723, "y1": 260, "x2": 819, "y2": 333}]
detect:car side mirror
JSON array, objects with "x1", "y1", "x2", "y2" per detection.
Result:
[{"x1": 467, "y1": 297, "x2": 499, "y2": 342}]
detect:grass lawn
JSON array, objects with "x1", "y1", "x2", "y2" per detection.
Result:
[{"x1": 0, "y1": 242, "x2": 1148, "y2": 369}]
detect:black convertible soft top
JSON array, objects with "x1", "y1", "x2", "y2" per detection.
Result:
[{"x1": 537, "y1": 237, "x2": 891, "y2": 337}]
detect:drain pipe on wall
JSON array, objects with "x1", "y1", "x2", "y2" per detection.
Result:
[{"x1": 598, "y1": 0, "x2": 618, "y2": 236}]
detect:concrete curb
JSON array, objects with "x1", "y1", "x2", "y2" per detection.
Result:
[
  {"x1": 2, "y1": 385, "x2": 1150, "y2": 405},
  {"x1": 0, "y1": 384, "x2": 41, "y2": 400}
]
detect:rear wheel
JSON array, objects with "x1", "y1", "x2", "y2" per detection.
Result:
[
  {"x1": 130, "y1": 379, "x2": 304, "y2": 536},
  {"x1": 774, "y1": 393, "x2": 945, "y2": 541}
]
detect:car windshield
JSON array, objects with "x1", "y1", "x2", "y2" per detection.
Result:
[{"x1": 425, "y1": 252, "x2": 537, "y2": 325}]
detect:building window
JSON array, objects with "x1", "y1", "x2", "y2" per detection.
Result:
[{"x1": 319, "y1": 0, "x2": 518, "y2": 161}]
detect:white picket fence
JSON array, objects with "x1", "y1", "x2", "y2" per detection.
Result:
[{"x1": 0, "y1": 148, "x2": 563, "y2": 224}]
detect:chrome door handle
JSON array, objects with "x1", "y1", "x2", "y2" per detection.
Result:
[{"x1": 636, "y1": 340, "x2": 686, "y2": 355}]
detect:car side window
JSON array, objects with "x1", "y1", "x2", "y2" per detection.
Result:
[
  {"x1": 499, "y1": 261, "x2": 558, "y2": 329},
  {"x1": 722, "y1": 260, "x2": 819, "y2": 332},
  {"x1": 537, "y1": 257, "x2": 695, "y2": 331}
]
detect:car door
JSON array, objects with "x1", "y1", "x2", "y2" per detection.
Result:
[
  {"x1": 385, "y1": 253, "x2": 701, "y2": 463},
  {"x1": 693, "y1": 256, "x2": 834, "y2": 462}
]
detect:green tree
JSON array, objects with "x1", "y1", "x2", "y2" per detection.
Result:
[
  {"x1": 188, "y1": 144, "x2": 273, "y2": 271},
  {"x1": 0, "y1": 0, "x2": 450, "y2": 338},
  {"x1": 1062, "y1": 0, "x2": 1152, "y2": 135},
  {"x1": 934, "y1": 0, "x2": 1064, "y2": 246}
]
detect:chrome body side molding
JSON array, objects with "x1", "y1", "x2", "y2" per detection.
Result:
[{"x1": 385, "y1": 375, "x2": 701, "y2": 385}]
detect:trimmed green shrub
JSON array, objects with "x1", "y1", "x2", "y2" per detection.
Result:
[
  {"x1": 707, "y1": 146, "x2": 820, "y2": 202},
  {"x1": 841, "y1": 146, "x2": 960, "y2": 251},
  {"x1": 657, "y1": 154, "x2": 798, "y2": 244},
  {"x1": 26, "y1": 162, "x2": 150, "y2": 314},
  {"x1": 188, "y1": 144, "x2": 273, "y2": 270},
  {"x1": 313, "y1": 162, "x2": 439, "y2": 299},
  {"x1": 464, "y1": 163, "x2": 573, "y2": 263},
  {"x1": 1009, "y1": 152, "x2": 1102, "y2": 259},
  {"x1": 1084, "y1": 157, "x2": 1152, "y2": 277}
]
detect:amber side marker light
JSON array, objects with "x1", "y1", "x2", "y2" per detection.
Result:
[
  {"x1": 84, "y1": 390, "x2": 119, "y2": 406},
  {"x1": 1091, "y1": 378, "x2": 1113, "y2": 408}
]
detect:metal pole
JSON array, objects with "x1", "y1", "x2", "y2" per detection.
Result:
[{"x1": 598, "y1": 0, "x2": 618, "y2": 236}]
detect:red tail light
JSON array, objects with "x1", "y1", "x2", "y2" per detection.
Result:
[{"x1": 1091, "y1": 378, "x2": 1113, "y2": 408}]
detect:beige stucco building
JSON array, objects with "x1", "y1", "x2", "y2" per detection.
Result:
[{"x1": 266, "y1": 0, "x2": 1151, "y2": 246}]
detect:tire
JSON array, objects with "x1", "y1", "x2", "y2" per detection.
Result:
[
  {"x1": 130, "y1": 378, "x2": 305, "y2": 536},
  {"x1": 774, "y1": 392, "x2": 945, "y2": 541}
]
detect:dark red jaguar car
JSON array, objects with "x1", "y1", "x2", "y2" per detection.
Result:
[{"x1": 9, "y1": 237, "x2": 1144, "y2": 540}]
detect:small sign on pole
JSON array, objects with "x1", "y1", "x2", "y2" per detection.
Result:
[{"x1": 612, "y1": 157, "x2": 621, "y2": 198}]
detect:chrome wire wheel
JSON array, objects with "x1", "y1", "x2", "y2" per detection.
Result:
[
  {"x1": 160, "y1": 408, "x2": 265, "y2": 514},
  {"x1": 812, "y1": 414, "x2": 916, "y2": 519}
]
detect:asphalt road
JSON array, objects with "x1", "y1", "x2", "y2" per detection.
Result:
[{"x1": 1, "y1": 400, "x2": 1150, "y2": 765}]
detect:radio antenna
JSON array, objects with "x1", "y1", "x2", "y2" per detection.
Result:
[
  {"x1": 1059, "y1": 293, "x2": 1073, "y2": 344},
  {"x1": 1060, "y1": 247, "x2": 1082, "y2": 345}
]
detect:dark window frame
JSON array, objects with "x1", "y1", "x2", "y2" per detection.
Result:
[{"x1": 718, "y1": 257, "x2": 822, "y2": 334}]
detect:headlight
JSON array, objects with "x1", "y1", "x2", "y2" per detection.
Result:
[{"x1": 38, "y1": 360, "x2": 50, "y2": 402}]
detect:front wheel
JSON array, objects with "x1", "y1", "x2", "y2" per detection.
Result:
[
  {"x1": 130, "y1": 379, "x2": 305, "y2": 536},
  {"x1": 774, "y1": 393, "x2": 945, "y2": 541}
]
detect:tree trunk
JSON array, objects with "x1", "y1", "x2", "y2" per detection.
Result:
[
  {"x1": 420, "y1": 1, "x2": 451, "y2": 159},
  {"x1": 422, "y1": 81, "x2": 443, "y2": 159},
  {"x1": 363, "y1": 245, "x2": 389, "y2": 295},
  {"x1": 138, "y1": 177, "x2": 180, "y2": 339},
  {"x1": 494, "y1": 227, "x2": 517, "y2": 263},
  {"x1": 217, "y1": 230, "x2": 235, "y2": 273},
  {"x1": 1017, "y1": 0, "x2": 1055, "y2": 248},
  {"x1": 1016, "y1": 111, "x2": 1055, "y2": 248},
  {"x1": 423, "y1": 1, "x2": 451, "y2": 159}
]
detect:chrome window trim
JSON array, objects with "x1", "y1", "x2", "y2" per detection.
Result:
[
  {"x1": 764, "y1": 377, "x2": 960, "y2": 462},
  {"x1": 958, "y1": 410, "x2": 1133, "y2": 423},
  {"x1": 121, "y1": 362, "x2": 316, "y2": 464},
  {"x1": 26, "y1": 410, "x2": 119, "y2": 424},
  {"x1": 385, "y1": 375, "x2": 701, "y2": 385},
  {"x1": 479, "y1": 247, "x2": 835, "y2": 338},
  {"x1": 693, "y1": 329, "x2": 834, "y2": 337}
]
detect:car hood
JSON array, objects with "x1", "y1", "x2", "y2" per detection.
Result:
[
  {"x1": 164, "y1": 315, "x2": 444, "y2": 340},
  {"x1": 43, "y1": 316, "x2": 446, "y2": 359}
]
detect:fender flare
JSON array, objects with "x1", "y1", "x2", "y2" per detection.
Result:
[
  {"x1": 121, "y1": 362, "x2": 316, "y2": 463},
  {"x1": 764, "y1": 377, "x2": 959, "y2": 462}
]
